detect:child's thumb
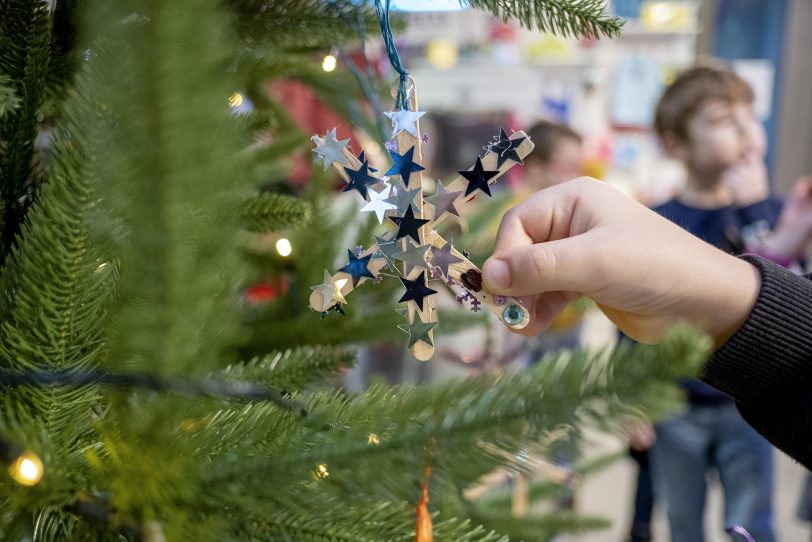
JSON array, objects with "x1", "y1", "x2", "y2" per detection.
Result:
[{"x1": 483, "y1": 239, "x2": 588, "y2": 297}]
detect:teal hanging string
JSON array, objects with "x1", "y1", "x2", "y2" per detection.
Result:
[{"x1": 374, "y1": 0, "x2": 410, "y2": 110}]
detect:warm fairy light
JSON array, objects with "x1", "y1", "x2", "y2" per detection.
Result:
[
  {"x1": 275, "y1": 238, "x2": 292, "y2": 257},
  {"x1": 94, "y1": 262, "x2": 108, "y2": 273},
  {"x1": 335, "y1": 278, "x2": 349, "y2": 289},
  {"x1": 10, "y1": 452, "x2": 43, "y2": 486},
  {"x1": 228, "y1": 92, "x2": 244, "y2": 108},
  {"x1": 322, "y1": 54, "x2": 337, "y2": 72},
  {"x1": 368, "y1": 433, "x2": 381, "y2": 445},
  {"x1": 316, "y1": 463, "x2": 330, "y2": 478}
]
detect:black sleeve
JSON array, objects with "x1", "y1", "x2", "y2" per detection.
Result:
[{"x1": 701, "y1": 255, "x2": 812, "y2": 467}]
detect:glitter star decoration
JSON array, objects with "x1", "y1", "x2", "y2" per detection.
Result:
[
  {"x1": 343, "y1": 161, "x2": 379, "y2": 200},
  {"x1": 486, "y1": 127, "x2": 525, "y2": 168},
  {"x1": 310, "y1": 269, "x2": 348, "y2": 311},
  {"x1": 389, "y1": 206, "x2": 430, "y2": 243},
  {"x1": 338, "y1": 249, "x2": 375, "y2": 287},
  {"x1": 428, "y1": 241, "x2": 462, "y2": 278},
  {"x1": 393, "y1": 240, "x2": 431, "y2": 273},
  {"x1": 360, "y1": 185, "x2": 397, "y2": 224},
  {"x1": 459, "y1": 156, "x2": 499, "y2": 197},
  {"x1": 426, "y1": 181, "x2": 462, "y2": 219},
  {"x1": 385, "y1": 181, "x2": 421, "y2": 215},
  {"x1": 386, "y1": 146, "x2": 425, "y2": 187},
  {"x1": 312, "y1": 128, "x2": 349, "y2": 171},
  {"x1": 398, "y1": 274, "x2": 437, "y2": 312},
  {"x1": 398, "y1": 320, "x2": 437, "y2": 348},
  {"x1": 384, "y1": 108, "x2": 425, "y2": 138}
]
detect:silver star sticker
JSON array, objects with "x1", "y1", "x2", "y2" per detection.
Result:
[
  {"x1": 393, "y1": 240, "x2": 432, "y2": 273},
  {"x1": 310, "y1": 269, "x2": 348, "y2": 311},
  {"x1": 360, "y1": 185, "x2": 397, "y2": 224},
  {"x1": 384, "y1": 109, "x2": 425, "y2": 138},
  {"x1": 374, "y1": 234, "x2": 404, "y2": 271},
  {"x1": 385, "y1": 181, "x2": 421, "y2": 215},
  {"x1": 312, "y1": 128, "x2": 349, "y2": 172},
  {"x1": 397, "y1": 320, "x2": 437, "y2": 348},
  {"x1": 429, "y1": 241, "x2": 463, "y2": 278},
  {"x1": 426, "y1": 181, "x2": 462, "y2": 219}
]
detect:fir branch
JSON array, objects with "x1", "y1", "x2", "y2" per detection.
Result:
[
  {"x1": 206, "y1": 327, "x2": 709, "y2": 505},
  {"x1": 86, "y1": 1, "x2": 251, "y2": 377},
  {"x1": 241, "y1": 193, "x2": 314, "y2": 233},
  {"x1": 242, "y1": 502, "x2": 507, "y2": 542},
  {"x1": 0, "y1": 74, "x2": 20, "y2": 117},
  {"x1": 0, "y1": 0, "x2": 52, "y2": 263},
  {"x1": 0, "y1": 368, "x2": 306, "y2": 413},
  {"x1": 0, "y1": 62, "x2": 111, "y2": 449},
  {"x1": 220, "y1": 346, "x2": 355, "y2": 392},
  {"x1": 462, "y1": 0, "x2": 623, "y2": 39}
]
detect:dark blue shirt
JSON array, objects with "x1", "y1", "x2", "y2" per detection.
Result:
[{"x1": 654, "y1": 196, "x2": 784, "y2": 403}]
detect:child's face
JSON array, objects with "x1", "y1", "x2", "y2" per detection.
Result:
[
  {"x1": 674, "y1": 99, "x2": 765, "y2": 182},
  {"x1": 525, "y1": 139, "x2": 584, "y2": 190}
]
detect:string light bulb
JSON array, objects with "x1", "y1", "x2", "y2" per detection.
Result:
[
  {"x1": 368, "y1": 433, "x2": 381, "y2": 445},
  {"x1": 316, "y1": 463, "x2": 330, "y2": 478},
  {"x1": 228, "y1": 92, "x2": 244, "y2": 108},
  {"x1": 322, "y1": 54, "x2": 337, "y2": 72},
  {"x1": 9, "y1": 451, "x2": 43, "y2": 486},
  {"x1": 275, "y1": 238, "x2": 292, "y2": 257}
]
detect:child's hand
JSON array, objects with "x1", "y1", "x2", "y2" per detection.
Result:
[
  {"x1": 482, "y1": 178, "x2": 760, "y2": 346},
  {"x1": 762, "y1": 176, "x2": 812, "y2": 261},
  {"x1": 721, "y1": 152, "x2": 769, "y2": 207}
]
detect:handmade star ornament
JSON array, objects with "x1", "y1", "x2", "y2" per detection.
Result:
[
  {"x1": 360, "y1": 185, "x2": 397, "y2": 224},
  {"x1": 310, "y1": 269, "x2": 348, "y2": 311},
  {"x1": 389, "y1": 206, "x2": 430, "y2": 243},
  {"x1": 384, "y1": 108, "x2": 425, "y2": 138},
  {"x1": 312, "y1": 128, "x2": 349, "y2": 171},
  {"x1": 398, "y1": 320, "x2": 437, "y2": 348},
  {"x1": 398, "y1": 274, "x2": 437, "y2": 312},
  {"x1": 386, "y1": 146, "x2": 425, "y2": 186},
  {"x1": 459, "y1": 156, "x2": 499, "y2": 197},
  {"x1": 309, "y1": 79, "x2": 535, "y2": 361},
  {"x1": 338, "y1": 249, "x2": 375, "y2": 287},
  {"x1": 486, "y1": 127, "x2": 525, "y2": 168}
]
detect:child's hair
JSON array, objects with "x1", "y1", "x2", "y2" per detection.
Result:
[
  {"x1": 526, "y1": 120, "x2": 581, "y2": 163},
  {"x1": 654, "y1": 64, "x2": 754, "y2": 141}
]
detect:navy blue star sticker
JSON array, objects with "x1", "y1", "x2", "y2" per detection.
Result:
[
  {"x1": 338, "y1": 249, "x2": 375, "y2": 287},
  {"x1": 486, "y1": 127, "x2": 525, "y2": 168},
  {"x1": 389, "y1": 206, "x2": 429, "y2": 243},
  {"x1": 398, "y1": 274, "x2": 438, "y2": 312},
  {"x1": 343, "y1": 161, "x2": 378, "y2": 200},
  {"x1": 386, "y1": 146, "x2": 425, "y2": 187},
  {"x1": 459, "y1": 156, "x2": 499, "y2": 197}
]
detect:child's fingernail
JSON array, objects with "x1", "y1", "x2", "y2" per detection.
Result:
[{"x1": 483, "y1": 258, "x2": 511, "y2": 290}]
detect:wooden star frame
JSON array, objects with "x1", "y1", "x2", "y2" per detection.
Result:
[{"x1": 309, "y1": 79, "x2": 534, "y2": 360}]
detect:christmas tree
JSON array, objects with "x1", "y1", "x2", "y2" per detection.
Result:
[{"x1": 0, "y1": 1, "x2": 706, "y2": 540}]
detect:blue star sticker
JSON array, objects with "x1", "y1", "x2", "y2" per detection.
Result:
[
  {"x1": 338, "y1": 249, "x2": 375, "y2": 287},
  {"x1": 398, "y1": 274, "x2": 438, "y2": 312},
  {"x1": 386, "y1": 146, "x2": 425, "y2": 187},
  {"x1": 459, "y1": 156, "x2": 499, "y2": 197},
  {"x1": 343, "y1": 161, "x2": 378, "y2": 200}
]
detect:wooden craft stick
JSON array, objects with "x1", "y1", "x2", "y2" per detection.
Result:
[{"x1": 397, "y1": 78, "x2": 435, "y2": 361}]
